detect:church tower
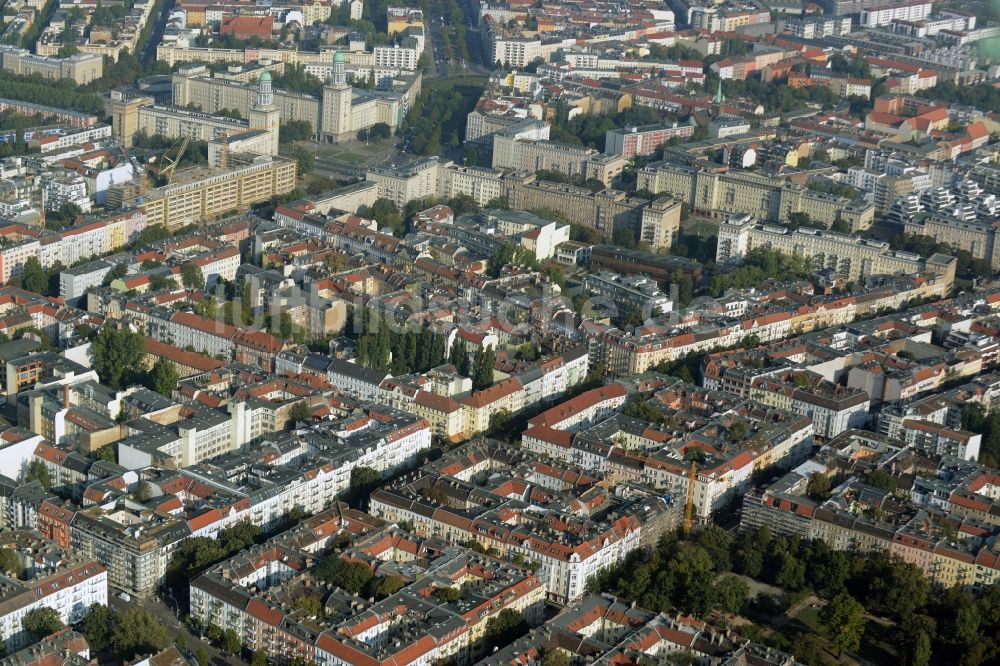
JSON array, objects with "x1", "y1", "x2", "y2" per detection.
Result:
[
  {"x1": 248, "y1": 71, "x2": 281, "y2": 155},
  {"x1": 321, "y1": 51, "x2": 353, "y2": 143}
]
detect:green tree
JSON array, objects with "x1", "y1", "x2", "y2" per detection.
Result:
[
  {"x1": 446, "y1": 194, "x2": 478, "y2": 217},
  {"x1": 196, "y1": 647, "x2": 209, "y2": 666},
  {"x1": 251, "y1": 650, "x2": 269, "y2": 666},
  {"x1": 147, "y1": 358, "x2": 179, "y2": 397},
  {"x1": 694, "y1": 526, "x2": 732, "y2": 572},
  {"x1": 111, "y1": 607, "x2": 168, "y2": 659},
  {"x1": 368, "y1": 122, "x2": 391, "y2": 141},
  {"x1": 221, "y1": 628, "x2": 241, "y2": 655},
  {"x1": 348, "y1": 466, "x2": 381, "y2": 508},
  {"x1": 471, "y1": 345, "x2": 495, "y2": 391},
  {"x1": 133, "y1": 481, "x2": 153, "y2": 503},
  {"x1": 541, "y1": 649, "x2": 570, "y2": 666},
  {"x1": 279, "y1": 120, "x2": 314, "y2": 143},
  {"x1": 79, "y1": 603, "x2": 114, "y2": 653},
  {"x1": 194, "y1": 297, "x2": 217, "y2": 320},
  {"x1": 23, "y1": 459, "x2": 51, "y2": 489},
  {"x1": 0, "y1": 548, "x2": 18, "y2": 577},
  {"x1": 180, "y1": 263, "x2": 205, "y2": 289},
  {"x1": 483, "y1": 608, "x2": 527, "y2": 651},
  {"x1": 23, "y1": 607, "x2": 64, "y2": 640},
  {"x1": 315, "y1": 557, "x2": 373, "y2": 595},
  {"x1": 667, "y1": 543, "x2": 718, "y2": 617},
  {"x1": 288, "y1": 400, "x2": 313, "y2": 423},
  {"x1": 866, "y1": 469, "x2": 897, "y2": 492},
  {"x1": 904, "y1": 631, "x2": 932, "y2": 666},
  {"x1": 133, "y1": 224, "x2": 171, "y2": 247},
  {"x1": 370, "y1": 575, "x2": 405, "y2": 599},
  {"x1": 486, "y1": 243, "x2": 517, "y2": 278},
  {"x1": 714, "y1": 576, "x2": 749, "y2": 614},
  {"x1": 448, "y1": 337, "x2": 470, "y2": 376},
  {"x1": 218, "y1": 521, "x2": 261, "y2": 553},
  {"x1": 807, "y1": 472, "x2": 833, "y2": 500},
  {"x1": 21, "y1": 256, "x2": 48, "y2": 294},
  {"x1": 807, "y1": 542, "x2": 851, "y2": 598},
  {"x1": 94, "y1": 444, "x2": 116, "y2": 463},
  {"x1": 91, "y1": 326, "x2": 145, "y2": 389},
  {"x1": 294, "y1": 594, "x2": 324, "y2": 617},
  {"x1": 819, "y1": 592, "x2": 866, "y2": 656},
  {"x1": 290, "y1": 144, "x2": 315, "y2": 175},
  {"x1": 369, "y1": 198, "x2": 404, "y2": 236},
  {"x1": 774, "y1": 551, "x2": 807, "y2": 590},
  {"x1": 103, "y1": 262, "x2": 128, "y2": 286}
]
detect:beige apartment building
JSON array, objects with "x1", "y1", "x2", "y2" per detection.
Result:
[
  {"x1": 139, "y1": 155, "x2": 297, "y2": 230},
  {"x1": 111, "y1": 73, "x2": 280, "y2": 155},
  {"x1": 717, "y1": 215, "x2": 956, "y2": 283},
  {"x1": 365, "y1": 156, "x2": 441, "y2": 208},
  {"x1": 437, "y1": 164, "x2": 513, "y2": 206},
  {"x1": 903, "y1": 215, "x2": 1000, "y2": 269},
  {"x1": 0, "y1": 45, "x2": 102, "y2": 84},
  {"x1": 172, "y1": 65, "x2": 321, "y2": 130},
  {"x1": 172, "y1": 55, "x2": 410, "y2": 143},
  {"x1": 509, "y1": 178, "x2": 681, "y2": 250},
  {"x1": 492, "y1": 134, "x2": 598, "y2": 176},
  {"x1": 638, "y1": 163, "x2": 874, "y2": 231}
]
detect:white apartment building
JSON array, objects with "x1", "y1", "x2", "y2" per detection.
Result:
[
  {"x1": 643, "y1": 419, "x2": 814, "y2": 519},
  {"x1": 155, "y1": 312, "x2": 237, "y2": 358},
  {"x1": 365, "y1": 157, "x2": 440, "y2": 208},
  {"x1": 789, "y1": 388, "x2": 870, "y2": 440},
  {"x1": 189, "y1": 247, "x2": 240, "y2": 289},
  {"x1": 325, "y1": 358, "x2": 389, "y2": 401},
  {"x1": 374, "y1": 44, "x2": 419, "y2": 70},
  {"x1": 36, "y1": 125, "x2": 112, "y2": 153},
  {"x1": 0, "y1": 561, "x2": 107, "y2": 653},
  {"x1": 861, "y1": 0, "x2": 932, "y2": 27},
  {"x1": 437, "y1": 164, "x2": 509, "y2": 206},
  {"x1": 43, "y1": 175, "x2": 92, "y2": 213},
  {"x1": 489, "y1": 37, "x2": 542, "y2": 69}
]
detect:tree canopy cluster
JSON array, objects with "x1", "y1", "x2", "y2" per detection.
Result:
[
  {"x1": 589, "y1": 526, "x2": 1000, "y2": 665},
  {"x1": 549, "y1": 105, "x2": 665, "y2": 152},
  {"x1": 90, "y1": 326, "x2": 146, "y2": 390},
  {"x1": 354, "y1": 310, "x2": 448, "y2": 375},
  {"x1": 165, "y1": 521, "x2": 262, "y2": 607},
  {"x1": 273, "y1": 63, "x2": 325, "y2": 97},
  {"x1": 486, "y1": 242, "x2": 538, "y2": 278},
  {"x1": 893, "y1": 233, "x2": 993, "y2": 283},
  {"x1": 916, "y1": 82, "x2": 1000, "y2": 113},
  {"x1": 961, "y1": 403, "x2": 1000, "y2": 468},
  {"x1": 401, "y1": 80, "x2": 484, "y2": 156},
  {"x1": 78, "y1": 604, "x2": 168, "y2": 661},
  {"x1": 709, "y1": 248, "x2": 813, "y2": 297},
  {"x1": 314, "y1": 555, "x2": 405, "y2": 600}
]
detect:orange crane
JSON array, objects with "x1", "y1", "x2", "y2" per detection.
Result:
[{"x1": 683, "y1": 459, "x2": 697, "y2": 536}]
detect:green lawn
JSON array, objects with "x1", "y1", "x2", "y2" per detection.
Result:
[{"x1": 792, "y1": 606, "x2": 821, "y2": 631}]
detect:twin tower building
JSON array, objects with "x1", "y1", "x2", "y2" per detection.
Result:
[{"x1": 112, "y1": 49, "x2": 408, "y2": 153}]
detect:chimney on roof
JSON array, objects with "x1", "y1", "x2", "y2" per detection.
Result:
[{"x1": 63, "y1": 384, "x2": 70, "y2": 410}]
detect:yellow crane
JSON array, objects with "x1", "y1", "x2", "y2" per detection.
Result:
[
  {"x1": 683, "y1": 459, "x2": 697, "y2": 536},
  {"x1": 147, "y1": 136, "x2": 189, "y2": 187}
]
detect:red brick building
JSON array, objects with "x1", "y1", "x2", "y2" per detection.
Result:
[{"x1": 220, "y1": 16, "x2": 273, "y2": 40}]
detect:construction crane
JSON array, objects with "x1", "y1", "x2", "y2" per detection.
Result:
[
  {"x1": 148, "y1": 136, "x2": 189, "y2": 185},
  {"x1": 683, "y1": 459, "x2": 697, "y2": 537}
]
